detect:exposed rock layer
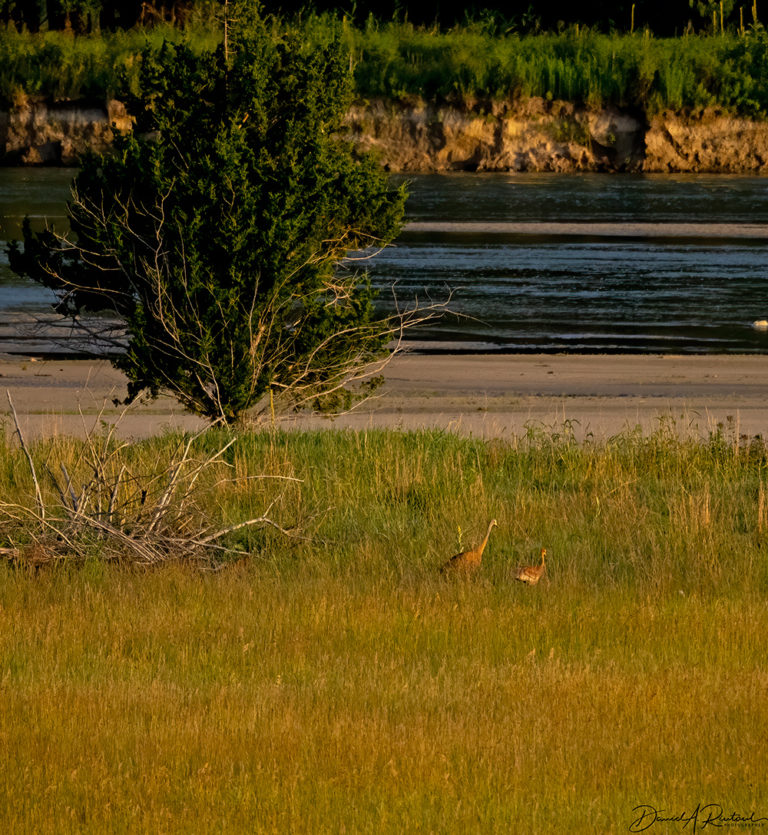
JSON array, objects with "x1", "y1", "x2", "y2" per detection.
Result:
[
  {"x1": 0, "y1": 99, "x2": 132, "y2": 165},
  {"x1": 345, "y1": 98, "x2": 647, "y2": 172},
  {"x1": 2, "y1": 96, "x2": 768, "y2": 173},
  {"x1": 346, "y1": 99, "x2": 768, "y2": 173}
]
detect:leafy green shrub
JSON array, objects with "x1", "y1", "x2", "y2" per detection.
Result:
[{"x1": 9, "y1": 8, "x2": 409, "y2": 424}]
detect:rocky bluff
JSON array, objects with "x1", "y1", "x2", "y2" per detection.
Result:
[{"x1": 2, "y1": 96, "x2": 768, "y2": 173}]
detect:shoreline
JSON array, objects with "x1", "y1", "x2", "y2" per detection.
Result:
[{"x1": 2, "y1": 352, "x2": 767, "y2": 441}]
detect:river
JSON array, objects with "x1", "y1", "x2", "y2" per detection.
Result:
[{"x1": 1, "y1": 169, "x2": 768, "y2": 354}]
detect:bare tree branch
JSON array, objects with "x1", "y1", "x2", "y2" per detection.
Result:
[
  {"x1": 0, "y1": 399, "x2": 298, "y2": 567},
  {"x1": 6, "y1": 390, "x2": 45, "y2": 521}
]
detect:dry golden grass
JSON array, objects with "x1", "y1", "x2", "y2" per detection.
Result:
[{"x1": 1, "y1": 424, "x2": 767, "y2": 831}]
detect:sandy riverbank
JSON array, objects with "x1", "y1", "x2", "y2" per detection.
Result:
[{"x1": 1, "y1": 352, "x2": 767, "y2": 441}]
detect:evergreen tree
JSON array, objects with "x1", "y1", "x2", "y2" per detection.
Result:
[{"x1": 10, "y1": 8, "x2": 410, "y2": 424}]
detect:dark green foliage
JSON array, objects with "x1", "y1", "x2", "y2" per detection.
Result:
[
  {"x1": 0, "y1": 1, "x2": 756, "y2": 37},
  {"x1": 9, "y1": 9, "x2": 407, "y2": 423}
]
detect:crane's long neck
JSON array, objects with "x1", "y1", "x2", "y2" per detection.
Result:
[{"x1": 479, "y1": 522, "x2": 495, "y2": 555}]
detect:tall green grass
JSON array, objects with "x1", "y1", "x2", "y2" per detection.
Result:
[
  {"x1": 3, "y1": 422, "x2": 768, "y2": 591},
  {"x1": 2, "y1": 17, "x2": 768, "y2": 116},
  {"x1": 1, "y1": 425, "x2": 767, "y2": 831},
  {"x1": 0, "y1": 21, "x2": 219, "y2": 105},
  {"x1": 350, "y1": 21, "x2": 768, "y2": 115}
]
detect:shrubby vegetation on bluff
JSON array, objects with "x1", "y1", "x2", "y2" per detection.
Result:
[{"x1": 1, "y1": 16, "x2": 768, "y2": 118}]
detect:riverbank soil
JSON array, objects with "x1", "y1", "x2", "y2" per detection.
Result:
[
  {"x1": 7, "y1": 98, "x2": 768, "y2": 173},
  {"x1": 2, "y1": 353, "x2": 766, "y2": 440}
]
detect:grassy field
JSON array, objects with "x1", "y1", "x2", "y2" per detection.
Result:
[
  {"x1": 1, "y1": 424, "x2": 766, "y2": 831},
  {"x1": 2, "y1": 17, "x2": 768, "y2": 117}
]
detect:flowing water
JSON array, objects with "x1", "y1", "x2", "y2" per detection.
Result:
[
  {"x1": 0, "y1": 168, "x2": 72, "y2": 309},
  {"x1": 1, "y1": 169, "x2": 768, "y2": 354},
  {"x1": 375, "y1": 173, "x2": 768, "y2": 353}
]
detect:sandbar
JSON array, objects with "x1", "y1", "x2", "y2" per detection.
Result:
[
  {"x1": 1, "y1": 352, "x2": 766, "y2": 441},
  {"x1": 405, "y1": 221, "x2": 768, "y2": 239}
]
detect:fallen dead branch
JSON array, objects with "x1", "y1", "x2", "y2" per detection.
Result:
[{"x1": 1, "y1": 390, "x2": 299, "y2": 567}]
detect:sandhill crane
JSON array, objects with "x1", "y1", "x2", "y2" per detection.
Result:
[
  {"x1": 441, "y1": 519, "x2": 498, "y2": 573},
  {"x1": 515, "y1": 547, "x2": 547, "y2": 585}
]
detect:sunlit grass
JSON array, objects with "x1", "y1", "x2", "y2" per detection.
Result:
[
  {"x1": 1, "y1": 425, "x2": 767, "y2": 831},
  {"x1": 350, "y1": 21, "x2": 768, "y2": 115},
  {"x1": 0, "y1": 21, "x2": 219, "y2": 105},
  {"x1": 2, "y1": 18, "x2": 768, "y2": 117}
]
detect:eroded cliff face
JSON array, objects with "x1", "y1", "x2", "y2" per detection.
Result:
[
  {"x1": 345, "y1": 98, "x2": 648, "y2": 172},
  {"x1": 2, "y1": 96, "x2": 768, "y2": 173},
  {"x1": 644, "y1": 109, "x2": 768, "y2": 172},
  {"x1": 0, "y1": 98, "x2": 132, "y2": 165},
  {"x1": 346, "y1": 98, "x2": 768, "y2": 173}
]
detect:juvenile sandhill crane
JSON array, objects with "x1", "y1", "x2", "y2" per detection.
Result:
[
  {"x1": 441, "y1": 519, "x2": 498, "y2": 573},
  {"x1": 515, "y1": 547, "x2": 547, "y2": 585}
]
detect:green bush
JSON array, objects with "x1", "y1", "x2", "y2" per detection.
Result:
[{"x1": 9, "y1": 8, "x2": 407, "y2": 424}]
